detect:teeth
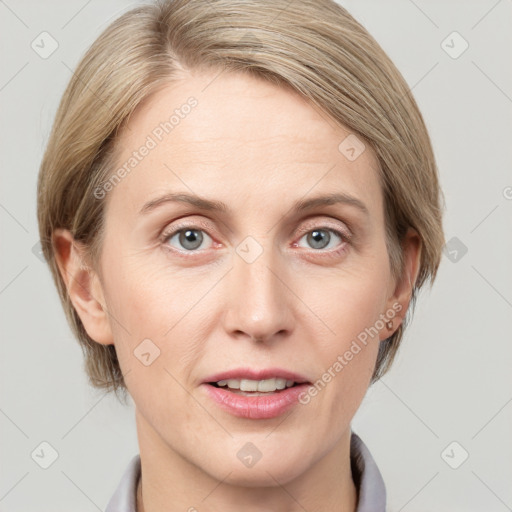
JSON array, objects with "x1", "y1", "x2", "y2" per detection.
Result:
[
  {"x1": 227, "y1": 379, "x2": 241, "y2": 389},
  {"x1": 215, "y1": 378, "x2": 296, "y2": 392}
]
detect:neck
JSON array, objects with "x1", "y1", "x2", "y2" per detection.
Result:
[
  {"x1": 137, "y1": 475, "x2": 144, "y2": 512},
  {"x1": 134, "y1": 409, "x2": 357, "y2": 512}
]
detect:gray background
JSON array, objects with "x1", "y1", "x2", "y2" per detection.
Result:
[{"x1": 1, "y1": 0, "x2": 511, "y2": 510}]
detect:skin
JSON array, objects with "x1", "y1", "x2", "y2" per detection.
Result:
[{"x1": 54, "y1": 68, "x2": 420, "y2": 512}]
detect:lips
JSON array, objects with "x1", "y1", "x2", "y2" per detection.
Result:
[
  {"x1": 202, "y1": 380, "x2": 312, "y2": 419},
  {"x1": 202, "y1": 367, "x2": 311, "y2": 385}
]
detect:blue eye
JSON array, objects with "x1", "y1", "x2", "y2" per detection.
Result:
[
  {"x1": 297, "y1": 228, "x2": 345, "y2": 250},
  {"x1": 164, "y1": 228, "x2": 213, "y2": 251}
]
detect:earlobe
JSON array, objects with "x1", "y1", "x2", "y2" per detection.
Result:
[{"x1": 53, "y1": 228, "x2": 114, "y2": 346}]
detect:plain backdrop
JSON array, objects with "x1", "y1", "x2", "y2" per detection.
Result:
[{"x1": 1, "y1": 1, "x2": 511, "y2": 511}]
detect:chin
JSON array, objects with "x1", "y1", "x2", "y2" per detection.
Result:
[
  {"x1": 216, "y1": 466, "x2": 303, "y2": 488},
  {"x1": 198, "y1": 450, "x2": 310, "y2": 488}
]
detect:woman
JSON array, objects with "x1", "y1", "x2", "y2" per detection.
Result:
[{"x1": 37, "y1": 0, "x2": 445, "y2": 510}]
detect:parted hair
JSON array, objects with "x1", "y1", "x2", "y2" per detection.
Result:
[{"x1": 37, "y1": 0, "x2": 445, "y2": 397}]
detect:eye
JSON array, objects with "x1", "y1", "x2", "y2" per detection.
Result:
[
  {"x1": 296, "y1": 227, "x2": 347, "y2": 251},
  {"x1": 163, "y1": 227, "x2": 213, "y2": 252}
]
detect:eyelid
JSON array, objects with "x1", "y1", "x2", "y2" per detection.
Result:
[
  {"x1": 160, "y1": 217, "x2": 214, "y2": 237},
  {"x1": 294, "y1": 218, "x2": 352, "y2": 242},
  {"x1": 159, "y1": 219, "x2": 217, "y2": 250}
]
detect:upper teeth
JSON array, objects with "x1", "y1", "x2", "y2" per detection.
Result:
[{"x1": 216, "y1": 378, "x2": 296, "y2": 392}]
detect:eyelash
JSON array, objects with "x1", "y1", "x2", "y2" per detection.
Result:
[{"x1": 159, "y1": 221, "x2": 352, "y2": 259}]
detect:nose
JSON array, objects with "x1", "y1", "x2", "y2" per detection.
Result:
[{"x1": 222, "y1": 237, "x2": 295, "y2": 344}]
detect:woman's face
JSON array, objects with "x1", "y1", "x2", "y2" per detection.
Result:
[{"x1": 90, "y1": 69, "x2": 410, "y2": 485}]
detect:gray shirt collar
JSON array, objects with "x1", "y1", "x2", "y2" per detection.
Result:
[{"x1": 105, "y1": 431, "x2": 386, "y2": 511}]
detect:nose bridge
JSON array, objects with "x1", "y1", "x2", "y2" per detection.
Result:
[{"x1": 224, "y1": 235, "x2": 293, "y2": 342}]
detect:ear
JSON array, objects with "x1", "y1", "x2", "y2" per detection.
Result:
[
  {"x1": 381, "y1": 227, "x2": 422, "y2": 339},
  {"x1": 53, "y1": 228, "x2": 114, "y2": 346}
]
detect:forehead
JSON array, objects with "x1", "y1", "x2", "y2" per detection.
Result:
[{"x1": 108, "y1": 69, "x2": 382, "y2": 218}]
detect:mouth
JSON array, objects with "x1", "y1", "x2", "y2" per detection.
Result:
[
  {"x1": 203, "y1": 367, "x2": 310, "y2": 386},
  {"x1": 201, "y1": 368, "x2": 312, "y2": 418},
  {"x1": 207, "y1": 378, "x2": 304, "y2": 396},
  {"x1": 202, "y1": 379, "x2": 312, "y2": 419}
]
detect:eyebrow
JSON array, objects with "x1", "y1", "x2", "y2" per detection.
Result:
[{"x1": 139, "y1": 192, "x2": 369, "y2": 217}]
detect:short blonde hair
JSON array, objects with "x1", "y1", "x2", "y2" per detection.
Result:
[{"x1": 37, "y1": 0, "x2": 445, "y2": 397}]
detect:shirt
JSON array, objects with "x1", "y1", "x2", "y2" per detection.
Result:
[{"x1": 105, "y1": 430, "x2": 386, "y2": 511}]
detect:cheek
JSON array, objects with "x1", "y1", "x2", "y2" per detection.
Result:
[
  {"x1": 104, "y1": 262, "x2": 202, "y2": 427},
  {"x1": 299, "y1": 251, "x2": 390, "y2": 414},
  {"x1": 101, "y1": 251, "x2": 191, "y2": 333},
  {"x1": 305, "y1": 258, "x2": 391, "y2": 347},
  {"x1": 309, "y1": 302, "x2": 381, "y2": 430},
  {"x1": 99, "y1": 253, "x2": 220, "y2": 385}
]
